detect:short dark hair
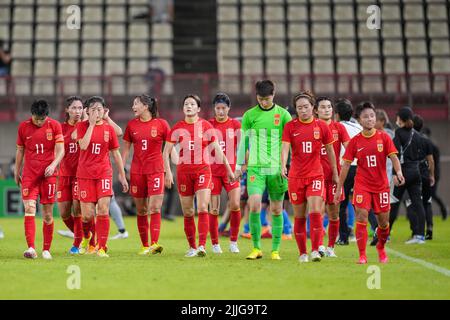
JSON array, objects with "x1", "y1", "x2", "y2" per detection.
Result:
[
  {"x1": 293, "y1": 90, "x2": 315, "y2": 107},
  {"x1": 66, "y1": 95, "x2": 83, "y2": 108},
  {"x1": 183, "y1": 94, "x2": 201, "y2": 108},
  {"x1": 355, "y1": 101, "x2": 376, "y2": 119},
  {"x1": 31, "y1": 99, "x2": 50, "y2": 117},
  {"x1": 84, "y1": 96, "x2": 106, "y2": 109},
  {"x1": 315, "y1": 96, "x2": 333, "y2": 110},
  {"x1": 335, "y1": 98, "x2": 353, "y2": 121},
  {"x1": 413, "y1": 114, "x2": 424, "y2": 132},
  {"x1": 136, "y1": 94, "x2": 159, "y2": 118},
  {"x1": 255, "y1": 80, "x2": 275, "y2": 97},
  {"x1": 213, "y1": 92, "x2": 231, "y2": 107}
]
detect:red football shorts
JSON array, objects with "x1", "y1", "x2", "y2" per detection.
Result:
[
  {"x1": 130, "y1": 173, "x2": 165, "y2": 198},
  {"x1": 77, "y1": 177, "x2": 113, "y2": 203},
  {"x1": 352, "y1": 186, "x2": 391, "y2": 214},
  {"x1": 211, "y1": 175, "x2": 239, "y2": 195},
  {"x1": 21, "y1": 175, "x2": 57, "y2": 204},
  {"x1": 324, "y1": 180, "x2": 344, "y2": 205},
  {"x1": 57, "y1": 176, "x2": 79, "y2": 202},
  {"x1": 177, "y1": 166, "x2": 212, "y2": 197},
  {"x1": 288, "y1": 176, "x2": 325, "y2": 205}
]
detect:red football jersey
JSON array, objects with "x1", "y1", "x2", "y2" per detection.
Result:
[
  {"x1": 282, "y1": 118, "x2": 334, "y2": 178},
  {"x1": 59, "y1": 121, "x2": 80, "y2": 177},
  {"x1": 123, "y1": 117, "x2": 170, "y2": 175},
  {"x1": 16, "y1": 117, "x2": 64, "y2": 179},
  {"x1": 320, "y1": 120, "x2": 350, "y2": 181},
  {"x1": 208, "y1": 117, "x2": 241, "y2": 177},
  {"x1": 167, "y1": 118, "x2": 216, "y2": 172},
  {"x1": 75, "y1": 121, "x2": 120, "y2": 179},
  {"x1": 343, "y1": 130, "x2": 397, "y2": 192}
]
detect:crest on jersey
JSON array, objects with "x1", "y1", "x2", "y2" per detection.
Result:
[
  {"x1": 250, "y1": 175, "x2": 256, "y2": 183},
  {"x1": 132, "y1": 186, "x2": 138, "y2": 194},
  {"x1": 377, "y1": 139, "x2": 383, "y2": 152},
  {"x1": 291, "y1": 193, "x2": 297, "y2": 201},
  {"x1": 151, "y1": 127, "x2": 157, "y2": 138},
  {"x1": 180, "y1": 184, "x2": 186, "y2": 192},
  {"x1": 23, "y1": 188, "x2": 29, "y2": 197},
  {"x1": 274, "y1": 114, "x2": 280, "y2": 126},
  {"x1": 46, "y1": 129, "x2": 53, "y2": 141},
  {"x1": 104, "y1": 130, "x2": 110, "y2": 142},
  {"x1": 356, "y1": 194, "x2": 363, "y2": 204},
  {"x1": 81, "y1": 191, "x2": 87, "y2": 199},
  {"x1": 332, "y1": 130, "x2": 339, "y2": 141},
  {"x1": 57, "y1": 191, "x2": 62, "y2": 199},
  {"x1": 313, "y1": 127, "x2": 320, "y2": 140}
]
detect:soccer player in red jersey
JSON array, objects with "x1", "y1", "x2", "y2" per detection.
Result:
[
  {"x1": 281, "y1": 91, "x2": 338, "y2": 263},
  {"x1": 208, "y1": 93, "x2": 241, "y2": 254},
  {"x1": 122, "y1": 94, "x2": 170, "y2": 255},
  {"x1": 335, "y1": 102, "x2": 405, "y2": 264},
  {"x1": 15, "y1": 100, "x2": 65, "y2": 259},
  {"x1": 75, "y1": 96, "x2": 129, "y2": 258},
  {"x1": 163, "y1": 94, "x2": 235, "y2": 257},
  {"x1": 57, "y1": 96, "x2": 84, "y2": 255},
  {"x1": 315, "y1": 97, "x2": 350, "y2": 258}
]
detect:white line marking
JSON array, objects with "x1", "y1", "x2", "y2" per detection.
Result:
[{"x1": 386, "y1": 248, "x2": 450, "y2": 277}]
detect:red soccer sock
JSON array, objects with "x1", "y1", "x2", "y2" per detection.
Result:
[
  {"x1": 229, "y1": 209, "x2": 241, "y2": 242},
  {"x1": 89, "y1": 218, "x2": 96, "y2": 247},
  {"x1": 208, "y1": 213, "x2": 219, "y2": 245},
  {"x1": 198, "y1": 212, "x2": 209, "y2": 247},
  {"x1": 73, "y1": 216, "x2": 83, "y2": 247},
  {"x1": 376, "y1": 224, "x2": 390, "y2": 250},
  {"x1": 184, "y1": 216, "x2": 197, "y2": 249},
  {"x1": 309, "y1": 212, "x2": 322, "y2": 252},
  {"x1": 62, "y1": 216, "x2": 75, "y2": 233},
  {"x1": 356, "y1": 222, "x2": 368, "y2": 257},
  {"x1": 42, "y1": 220, "x2": 54, "y2": 251},
  {"x1": 294, "y1": 217, "x2": 307, "y2": 255},
  {"x1": 24, "y1": 216, "x2": 36, "y2": 249},
  {"x1": 150, "y1": 212, "x2": 161, "y2": 245},
  {"x1": 82, "y1": 220, "x2": 91, "y2": 239},
  {"x1": 327, "y1": 219, "x2": 340, "y2": 248},
  {"x1": 137, "y1": 214, "x2": 149, "y2": 247},
  {"x1": 96, "y1": 215, "x2": 110, "y2": 250}
]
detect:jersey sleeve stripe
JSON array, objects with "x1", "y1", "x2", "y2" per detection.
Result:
[
  {"x1": 387, "y1": 151, "x2": 397, "y2": 157},
  {"x1": 342, "y1": 158, "x2": 353, "y2": 163}
]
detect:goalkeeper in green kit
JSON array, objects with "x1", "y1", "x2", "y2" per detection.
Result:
[{"x1": 235, "y1": 80, "x2": 292, "y2": 260}]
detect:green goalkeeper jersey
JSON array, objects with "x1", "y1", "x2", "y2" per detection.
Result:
[{"x1": 237, "y1": 104, "x2": 292, "y2": 172}]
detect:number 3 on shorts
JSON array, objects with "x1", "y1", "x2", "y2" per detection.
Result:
[{"x1": 154, "y1": 177, "x2": 160, "y2": 189}]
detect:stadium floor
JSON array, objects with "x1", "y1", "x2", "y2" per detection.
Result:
[{"x1": 0, "y1": 216, "x2": 449, "y2": 299}]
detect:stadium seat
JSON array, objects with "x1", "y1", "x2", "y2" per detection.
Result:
[
  {"x1": 242, "y1": 40, "x2": 263, "y2": 57},
  {"x1": 360, "y1": 40, "x2": 380, "y2": 56},
  {"x1": 83, "y1": 6, "x2": 103, "y2": 22},
  {"x1": 335, "y1": 22, "x2": 355, "y2": 39},
  {"x1": 218, "y1": 40, "x2": 239, "y2": 58},
  {"x1": 151, "y1": 59, "x2": 173, "y2": 76},
  {"x1": 336, "y1": 40, "x2": 356, "y2": 56},
  {"x1": 428, "y1": 22, "x2": 449, "y2": 38},
  {"x1": 381, "y1": 4, "x2": 400, "y2": 21},
  {"x1": 334, "y1": 4, "x2": 354, "y2": 21},
  {"x1": 34, "y1": 60, "x2": 55, "y2": 76},
  {"x1": 431, "y1": 39, "x2": 450, "y2": 56},
  {"x1": 152, "y1": 41, "x2": 172, "y2": 58},
  {"x1": 59, "y1": 42, "x2": 79, "y2": 58},
  {"x1": 152, "y1": 23, "x2": 173, "y2": 40},
  {"x1": 313, "y1": 40, "x2": 332, "y2": 57},
  {"x1": 242, "y1": 22, "x2": 262, "y2": 39},
  {"x1": 0, "y1": 7, "x2": 10, "y2": 23},
  {"x1": 13, "y1": 25, "x2": 33, "y2": 40},
  {"x1": 383, "y1": 40, "x2": 404, "y2": 56},
  {"x1": 311, "y1": 4, "x2": 331, "y2": 21},
  {"x1": 219, "y1": 58, "x2": 239, "y2": 75},
  {"x1": 218, "y1": 23, "x2": 239, "y2": 39},
  {"x1": 83, "y1": 24, "x2": 103, "y2": 40},
  {"x1": 12, "y1": 59, "x2": 32, "y2": 76},
  {"x1": 405, "y1": 22, "x2": 425, "y2": 38},
  {"x1": 36, "y1": 24, "x2": 56, "y2": 40},
  {"x1": 358, "y1": 22, "x2": 379, "y2": 39},
  {"x1": 81, "y1": 59, "x2": 102, "y2": 76},
  {"x1": 106, "y1": 41, "x2": 125, "y2": 58},
  {"x1": 264, "y1": 5, "x2": 284, "y2": 22},
  {"x1": 129, "y1": 41, "x2": 149, "y2": 58},
  {"x1": 267, "y1": 58, "x2": 287, "y2": 75},
  {"x1": 106, "y1": 24, "x2": 125, "y2": 40},
  {"x1": 105, "y1": 59, "x2": 125, "y2": 75},
  {"x1": 287, "y1": 4, "x2": 307, "y2": 21},
  {"x1": 14, "y1": 7, "x2": 33, "y2": 22},
  {"x1": 106, "y1": 6, "x2": 126, "y2": 22},
  {"x1": 432, "y1": 57, "x2": 450, "y2": 72},
  {"x1": 129, "y1": 24, "x2": 150, "y2": 40},
  {"x1": 218, "y1": 5, "x2": 238, "y2": 22},
  {"x1": 242, "y1": 5, "x2": 261, "y2": 22},
  {"x1": 266, "y1": 40, "x2": 286, "y2": 57},
  {"x1": 361, "y1": 57, "x2": 381, "y2": 73},
  {"x1": 385, "y1": 57, "x2": 405, "y2": 73},
  {"x1": 289, "y1": 40, "x2": 310, "y2": 57},
  {"x1": 291, "y1": 58, "x2": 310, "y2": 74},
  {"x1": 35, "y1": 42, "x2": 55, "y2": 58},
  {"x1": 59, "y1": 24, "x2": 80, "y2": 41},
  {"x1": 243, "y1": 58, "x2": 263, "y2": 75},
  {"x1": 311, "y1": 23, "x2": 331, "y2": 39},
  {"x1": 427, "y1": 4, "x2": 447, "y2": 19},
  {"x1": 407, "y1": 39, "x2": 427, "y2": 56},
  {"x1": 314, "y1": 58, "x2": 334, "y2": 74},
  {"x1": 408, "y1": 57, "x2": 429, "y2": 73},
  {"x1": 404, "y1": 4, "x2": 424, "y2": 20},
  {"x1": 288, "y1": 23, "x2": 308, "y2": 39},
  {"x1": 57, "y1": 59, "x2": 78, "y2": 75},
  {"x1": 128, "y1": 59, "x2": 148, "y2": 74},
  {"x1": 382, "y1": 22, "x2": 402, "y2": 39},
  {"x1": 265, "y1": 23, "x2": 284, "y2": 39},
  {"x1": 82, "y1": 42, "x2": 102, "y2": 58},
  {"x1": 37, "y1": 7, "x2": 57, "y2": 22},
  {"x1": 12, "y1": 42, "x2": 32, "y2": 58},
  {"x1": 337, "y1": 58, "x2": 357, "y2": 74}
]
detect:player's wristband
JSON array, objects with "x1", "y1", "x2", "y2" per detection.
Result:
[{"x1": 236, "y1": 164, "x2": 242, "y2": 171}]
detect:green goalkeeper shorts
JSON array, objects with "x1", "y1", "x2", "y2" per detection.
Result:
[{"x1": 246, "y1": 167, "x2": 288, "y2": 201}]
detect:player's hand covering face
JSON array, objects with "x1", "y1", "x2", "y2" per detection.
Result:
[{"x1": 87, "y1": 103, "x2": 104, "y2": 124}]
